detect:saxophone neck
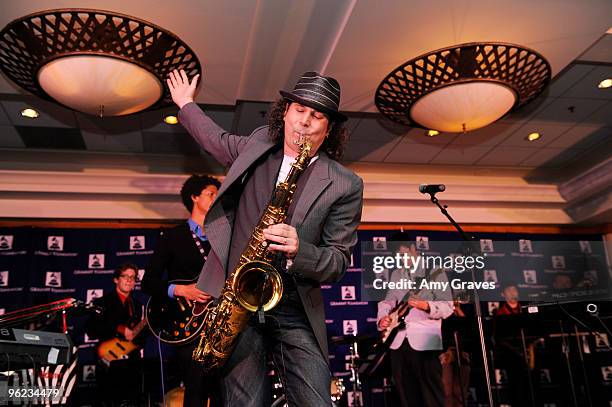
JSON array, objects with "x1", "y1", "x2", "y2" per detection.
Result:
[{"x1": 295, "y1": 139, "x2": 312, "y2": 168}]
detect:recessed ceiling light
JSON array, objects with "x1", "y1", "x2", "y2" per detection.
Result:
[
  {"x1": 20, "y1": 107, "x2": 39, "y2": 118},
  {"x1": 525, "y1": 132, "x2": 542, "y2": 142},
  {"x1": 598, "y1": 78, "x2": 612, "y2": 89},
  {"x1": 164, "y1": 115, "x2": 178, "y2": 125},
  {"x1": 427, "y1": 130, "x2": 440, "y2": 137}
]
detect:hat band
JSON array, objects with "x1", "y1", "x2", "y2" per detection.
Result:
[{"x1": 293, "y1": 88, "x2": 339, "y2": 109}]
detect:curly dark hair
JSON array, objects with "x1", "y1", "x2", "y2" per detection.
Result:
[
  {"x1": 267, "y1": 98, "x2": 348, "y2": 161},
  {"x1": 180, "y1": 175, "x2": 221, "y2": 212}
]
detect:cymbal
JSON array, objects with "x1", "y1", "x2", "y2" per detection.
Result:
[{"x1": 330, "y1": 333, "x2": 376, "y2": 345}]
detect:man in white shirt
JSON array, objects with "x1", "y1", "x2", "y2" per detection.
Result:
[{"x1": 377, "y1": 232, "x2": 453, "y2": 407}]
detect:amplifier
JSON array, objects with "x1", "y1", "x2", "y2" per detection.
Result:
[{"x1": 0, "y1": 328, "x2": 72, "y2": 370}]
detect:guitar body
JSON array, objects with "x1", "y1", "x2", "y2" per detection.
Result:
[
  {"x1": 380, "y1": 302, "x2": 411, "y2": 346},
  {"x1": 363, "y1": 302, "x2": 411, "y2": 376},
  {"x1": 97, "y1": 338, "x2": 138, "y2": 362},
  {"x1": 145, "y1": 295, "x2": 208, "y2": 344},
  {"x1": 97, "y1": 318, "x2": 148, "y2": 363}
]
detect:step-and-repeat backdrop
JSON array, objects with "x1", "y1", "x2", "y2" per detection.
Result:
[{"x1": 1, "y1": 226, "x2": 610, "y2": 406}]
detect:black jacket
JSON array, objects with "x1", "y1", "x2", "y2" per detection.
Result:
[
  {"x1": 142, "y1": 223, "x2": 209, "y2": 298},
  {"x1": 86, "y1": 290, "x2": 143, "y2": 343}
]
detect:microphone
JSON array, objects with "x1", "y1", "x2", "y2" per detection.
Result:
[{"x1": 419, "y1": 184, "x2": 446, "y2": 194}]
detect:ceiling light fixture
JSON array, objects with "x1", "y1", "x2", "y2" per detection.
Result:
[
  {"x1": 375, "y1": 42, "x2": 551, "y2": 133},
  {"x1": 0, "y1": 9, "x2": 201, "y2": 117},
  {"x1": 525, "y1": 132, "x2": 542, "y2": 142},
  {"x1": 427, "y1": 130, "x2": 440, "y2": 137},
  {"x1": 20, "y1": 108, "x2": 39, "y2": 118},
  {"x1": 598, "y1": 79, "x2": 612, "y2": 89},
  {"x1": 164, "y1": 115, "x2": 179, "y2": 125}
]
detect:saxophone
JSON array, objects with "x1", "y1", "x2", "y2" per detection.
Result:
[{"x1": 192, "y1": 139, "x2": 312, "y2": 371}]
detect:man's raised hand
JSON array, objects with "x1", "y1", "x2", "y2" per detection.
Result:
[{"x1": 167, "y1": 69, "x2": 200, "y2": 109}]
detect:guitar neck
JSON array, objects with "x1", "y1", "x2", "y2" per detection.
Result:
[
  {"x1": 132, "y1": 318, "x2": 148, "y2": 337},
  {"x1": 395, "y1": 301, "x2": 411, "y2": 318}
]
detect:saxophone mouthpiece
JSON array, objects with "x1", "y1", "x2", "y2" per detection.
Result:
[{"x1": 293, "y1": 134, "x2": 305, "y2": 146}]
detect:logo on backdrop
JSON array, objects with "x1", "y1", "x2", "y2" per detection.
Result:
[
  {"x1": 596, "y1": 333, "x2": 610, "y2": 349},
  {"x1": 602, "y1": 366, "x2": 612, "y2": 382},
  {"x1": 579, "y1": 240, "x2": 592, "y2": 254},
  {"x1": 88, "y1": 254, "x2": 105, "y2": 269},
  {"x1": 519, "y1": 239, "x2": 533, "y2": 253},
  {"x1": 83, "y1": 333, "x2": 98, "y2": 344},
  {"x1": 416, "y1": 236, "x2": 429, "y2": 250},
  {"x1": 552, "y1": 256, "x2": 565, "y2": 270},
  {"x1": 480, "y1": 239, "x2": 494, "y2": 253},
  {"x1": 488, "y1": 302, "x2": 499, "y2": 316},
  {"x1": 347, "y1": 391, "x2": 363, "y2": 407},
  {"x1": 540, "y1": 369, "x2": 552, "y2": 384},
  {"x1": 583, "y1": 270, "x2": 599, "y2": 286},
  {"x1": 341, "y1": 286, "x2": 356, "y2": 301},
  {"x1": 0, "y1": 271, "x2": 8, "y2": 287},
  {"x1": 523, "y1": 270, "x2": 537, "y2": 285},
  {"x1": 45, "y1": 272, "x2": 62, "y2": 287},
  {"x1": 129, "y1": 236, "x2": 145, "y2": 250},
  {"x1": 343, "y1": 320, "x2": 358, "y2": 336},
  {"x1": 137, "y1": 269, "x2": 145, "y2": 283},
  {"x1": 86, "y1": 289, "x2": 103, "y2": 304},
  {"x1": 483, "y1": 269, "x2": 498, "y2": 283},
  {"x1": 372, "y1": 236, "x2": 387, "y2": 250},
  {"x1": 83, "y1": 365, "x2": 96, "y2": 382},
  {"x1": 466, "y1": 388, "x2": 477, "y2": 402},
  {"x1": 494, "y1": 369, "x2": 508, "y2": 385},
  {"x1": 47, "y1": 236, "x2": 64, "y2": 251},
  {"x1": 0, "y1": 235, "x2": 14, "y2": 250}
]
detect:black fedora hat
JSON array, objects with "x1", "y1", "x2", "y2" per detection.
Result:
[{"x1": 280, "y1": 71, "x2": 347, "y2": 122}]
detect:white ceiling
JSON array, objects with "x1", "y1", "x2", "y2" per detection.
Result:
[
  {"x1": 1, "y1": 0, "x2": 611, "y2": 105},
  {"x1": 0, "y1": 0, "x2": 610, "y2": 180}
]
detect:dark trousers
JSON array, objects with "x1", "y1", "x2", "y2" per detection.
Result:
[
  {"x1": 390, "y1": 340, "x2": 445, "y2": 407},
  {"x1": 175, "y1": 342, "x2": 221, "y2": 407},
  {"x1": 440, "y1": 347, "x2": 471, "y2": 407},
  {"x1": 221, "y1": 288, "x2": 330, "y2": 406}
]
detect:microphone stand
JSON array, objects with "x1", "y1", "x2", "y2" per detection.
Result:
[{"x1": 424, "y1": 191, "x2": 495, "y2": 407}]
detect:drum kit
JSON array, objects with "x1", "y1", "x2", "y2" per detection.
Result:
[{"x1": 271, "y1": 375, "x2": 346, "y2": 407}]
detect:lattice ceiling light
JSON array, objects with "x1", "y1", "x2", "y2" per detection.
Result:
[
  {"x1": 375, "y1": 42, "x2": 551, "y2": 133},
  {"x1": 0, "y1": 9, "x2": 201, "y2": 116}
]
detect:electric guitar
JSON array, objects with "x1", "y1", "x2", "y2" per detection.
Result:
[
  {"x1": 97, "y1": 318, "x2": 148, "y2": 363},
  {"x1": 379, "y1": 300, "x2": 413, "y2": 346},
  {"x1": 361, "y1": 300, "x2": 414, "y2": 377},
  {"x1": 145, "y1": 294, "x2": 209, "y2": 344}
]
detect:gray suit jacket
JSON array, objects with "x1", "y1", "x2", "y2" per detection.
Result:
[{"x1": 178, "y1": 102, "x2": 364, "y2": 359}]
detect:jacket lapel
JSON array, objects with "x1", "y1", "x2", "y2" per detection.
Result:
[
  {"x1": 205, "y1": 138, "x2": 278, "y2": 270},
  {"x1": 291, "y1": 153, "x2": 332, "y2": 229}
]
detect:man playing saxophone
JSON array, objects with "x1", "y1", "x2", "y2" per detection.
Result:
[{"x1": 167, "y1": 69, "x2": 363, "y2": 406}]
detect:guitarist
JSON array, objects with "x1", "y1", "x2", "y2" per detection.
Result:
[
  {"x1": 86, "y1": 263, "x2": 145, "y2": 405},
  {"x1": 142, "y1": 174, "x2": 220, "y2": 407},
  {"x1": 376, "y1": 233, "x2": 453, "y2": 407}
]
